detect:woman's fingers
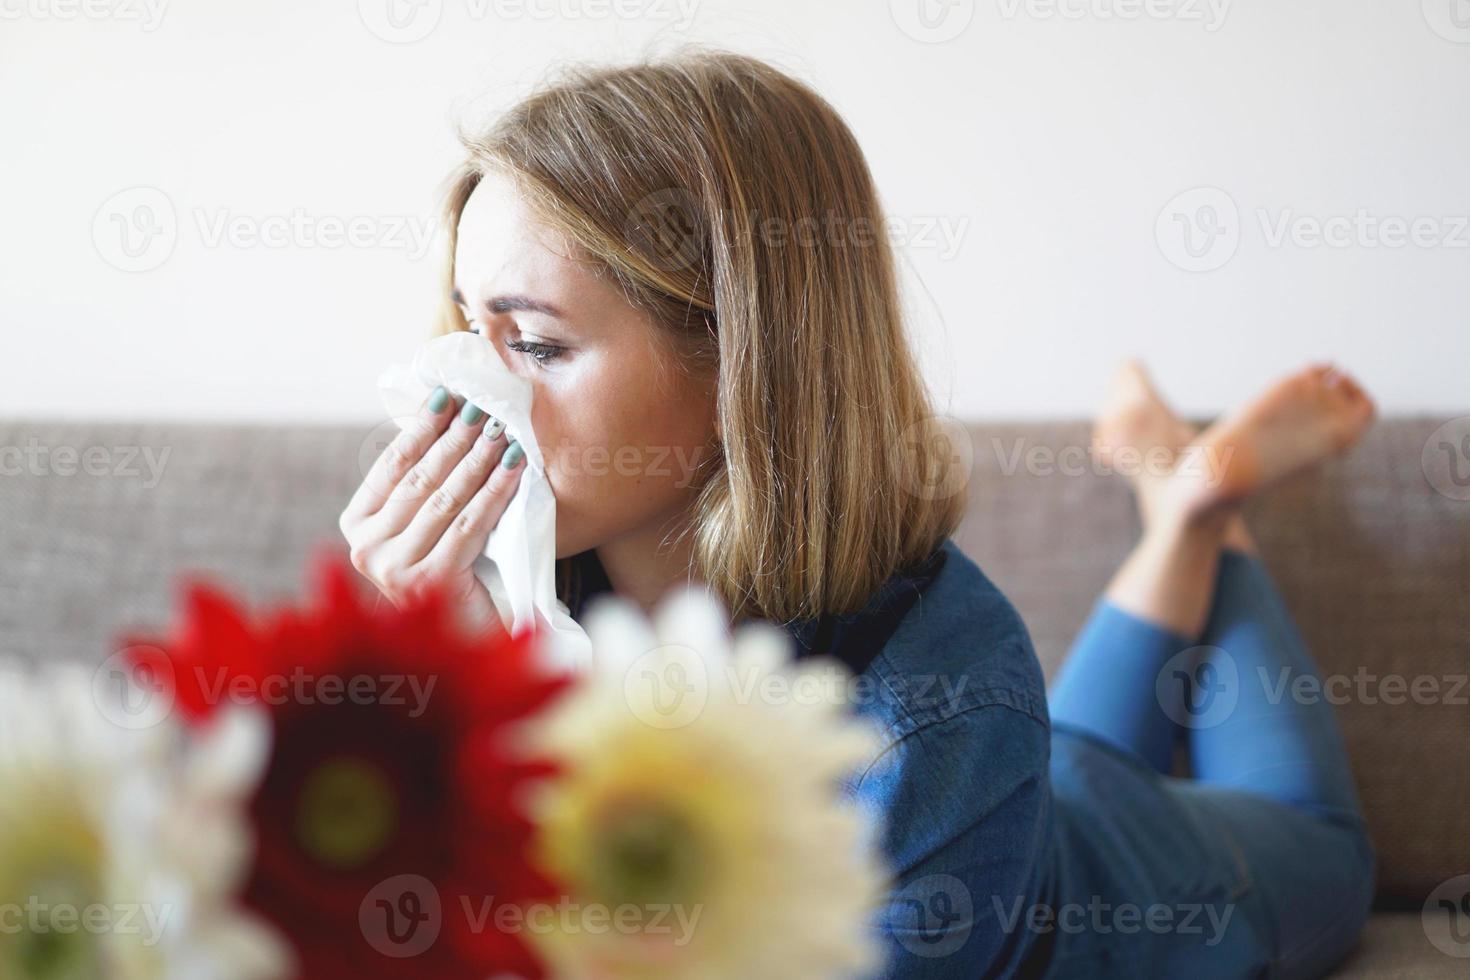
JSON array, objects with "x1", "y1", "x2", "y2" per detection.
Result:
[
  {"x1": 421, "y1": 439, "x2": 527, "y2": 573},
  {"x1": 396, "y1": 425, "x2": 512, "y2": 564},
  {"x1": 339, "y1": 386, "x2": 523, "y2": 628},
  {"x1": 344, "y1": 386, "x2": 455, "y2": 522},
  {"x1": 372, "y1": 400, "x2": 495, "y2": 538}
]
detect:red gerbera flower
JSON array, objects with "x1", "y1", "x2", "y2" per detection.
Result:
[{"x1": 130, "y1": 553, "x2": 569, "y2": 980}]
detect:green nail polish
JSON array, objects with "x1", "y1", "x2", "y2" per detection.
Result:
[
  {"x1": 501, "y1": 440, "x2": 524, "y2": 470},
  {"x1": 427, "y1": 386, "x2": 450, "y2": 413},
  {"x1": 460, "y1": 402, "x2": 485, "y2": 426}
]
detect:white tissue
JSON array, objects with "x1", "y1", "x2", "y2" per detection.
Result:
[{"x1": 377, "y1": 332, "x2": 592, "y2": 669}]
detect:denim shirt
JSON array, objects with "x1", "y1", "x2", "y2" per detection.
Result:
[
  {"x1": 785, "y1": 538, "x2": 1058, "y2": 979},
  {"x1": 564, "y1": 538, "x2": 1058, "y2": 978}
]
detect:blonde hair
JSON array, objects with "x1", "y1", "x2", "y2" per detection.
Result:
[{"x1": 436, "y1": 51, "x2": 967, "y2": 623}]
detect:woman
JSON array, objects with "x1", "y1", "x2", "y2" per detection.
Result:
[{"x1": 339, "y1": 52, "x2": 1376, "y2": 978}]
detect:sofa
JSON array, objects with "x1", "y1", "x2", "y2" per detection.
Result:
[{"x1": 1, "y1": 416, "x2": 1464, "y2": 977}]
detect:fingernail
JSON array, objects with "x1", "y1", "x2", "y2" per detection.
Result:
[
  {"x1": 427, "y1": 386, "x2": 450, "y2": 413},
  {"x1": 501, "y1": 440, "x2": 524, "y2": 470},
  {"x1": 483, "y1": 418, "x2": 506, "y2": 441},
  {"x1": 460, "y1": 402, "x2": 485, "y2": 426}
]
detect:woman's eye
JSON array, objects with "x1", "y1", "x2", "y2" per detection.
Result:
[
  {"x1": 464, "y1": 322, "x2": 566, "y2": 365},
  {"x1": 504, "y1": 337, "x2": 567, "y2": 365}
]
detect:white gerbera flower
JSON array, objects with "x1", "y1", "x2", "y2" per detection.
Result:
[
  {"x1": 0, "y1": 664, "x2": 289, "y2": 980},
  {"x1": 529, "y1": 586, "x2": 889, "y2": 980}
]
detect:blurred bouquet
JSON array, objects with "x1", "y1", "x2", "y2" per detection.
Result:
[{"x1": 0, "y1": 557, "x2": 888, "y2": 979}]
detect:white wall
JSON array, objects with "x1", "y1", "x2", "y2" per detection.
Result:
[{"x1": 2, "y1": 0, "x2": 1467, "y2": 423}]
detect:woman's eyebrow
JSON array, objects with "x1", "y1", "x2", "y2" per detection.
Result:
[{"x1": 451, "y1": 288, "x2": 564, "y2": 319}]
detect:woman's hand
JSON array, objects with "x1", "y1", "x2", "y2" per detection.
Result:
[{"x1": 339, "y1": 385, "x2": 527, "y2": 632}]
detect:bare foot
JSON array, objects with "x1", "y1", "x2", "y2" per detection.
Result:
[
  {"x1": 1092, "y1": 360, "x2": 1197, "y2": 492},
  {"x1": 1165, "y1": 364, "x2": 1376, "y2": 520},
  {"x1": 1093, "y1": 361, "x2": 1262, "y2": 551}
]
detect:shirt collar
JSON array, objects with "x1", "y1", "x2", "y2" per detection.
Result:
[
  {"x1": 566, "y1": 544, "x2": 948, "y2": 676},
  {"x1": 776, "y1": 545, "x2": 948, "y2": 674}
]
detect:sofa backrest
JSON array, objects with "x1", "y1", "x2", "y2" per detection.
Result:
[{"x1": 0, "y1": 417, "x2": 1463, "y2": 900}]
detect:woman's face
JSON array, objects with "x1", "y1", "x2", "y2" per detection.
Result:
[{"x1": 452, "y1": 171, "x2": 718, "y2": 559}]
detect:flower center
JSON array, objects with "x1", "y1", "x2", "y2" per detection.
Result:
[
  {"x1": 294, "y1": 757, "x2": 398, "y2": 869},
  {"x1": 6, "y1": 872, "x2": 100, "y2": 980},
  {"x1": 588, "y1": 801, "x2": 705, "y2": 910},
  {"x1": 0, "y1": 805, "x2": 104, "y2": 980}
]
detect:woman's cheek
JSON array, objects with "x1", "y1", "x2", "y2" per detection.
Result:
[
  {"x1": 527, "y1": 388, "x2": 576, "y2": 474},
  {"x1": 534, "y1": 424, "x2": 604, "y2": 508}
]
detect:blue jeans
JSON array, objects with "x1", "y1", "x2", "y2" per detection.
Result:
[{"x1": 1048, "y1": 550, "x2": 1377, "y2": 978}]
